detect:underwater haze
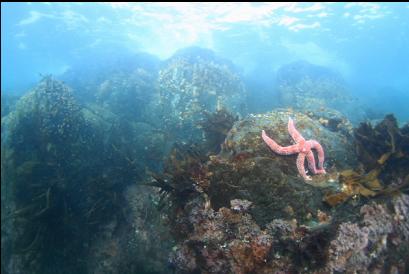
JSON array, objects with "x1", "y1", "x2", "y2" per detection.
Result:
[
  {"x1": 2, "y1": 2, "x2": 409, "y2": 121},
  {"x1": 2, "y1": 3, "x2": 409, "y2": 274}
]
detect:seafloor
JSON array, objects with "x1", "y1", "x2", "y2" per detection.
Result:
[{"x1": 1, "y1": 47, "x2": 408, "y2": 274}]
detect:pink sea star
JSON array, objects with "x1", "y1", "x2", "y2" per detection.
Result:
[{"x1": 261, "y1": 117, "x2": 326, "y2": 181}]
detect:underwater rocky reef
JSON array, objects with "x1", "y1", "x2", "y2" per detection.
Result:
[
  {"x1": 157, "y1": 47, "x2": 247, "y2": 144},
  {"x1": 1, "y1": 76, "x2": 173, "y2": 274},
  {"x1": 162, "y1": 111, "x2": 409, "y2": 274},
  {"x1": 1, "y1": 47, "x2": 408, "y2": 274},
  {"x1": 274, "y1": 61, "x2": 367, "y2": 124}
]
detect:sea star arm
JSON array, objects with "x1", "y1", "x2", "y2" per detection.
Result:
[
  {"x1": 296, "y1": 153, "x2": 311, "y2": 180},
  {"x1": 305, "y1": 150, "x2": 326, "y2": 175},
  {"x1": 262, "y1": 130, "x2": 300, "y2": 155},
  {"x1": 306, "y1": 150, "x2": 318, "y2": 174},
  {"x1": 288, "y1": 117, "x2": 305, "y2": 143},
  {"x1": 308, "y1": 140, "x2": 326, "y2": 173}
]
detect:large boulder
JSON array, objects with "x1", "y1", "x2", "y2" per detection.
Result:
[
  {"x1": 94, "y1": 66, "x2": 159, "y2": 121},
  {"x1": 1, "y1": 77, "x2": 146, "y2": 274},
  {"x1": 61, "y1": 52, "x2": 160, "y2": 104},
  {"x1": 1, "y1": 76, "x2": 88, "y2": 274},
  {"x1": 207, "y1": 109, "x2": 357, "y2": 224},
  {"x1": 275, "y1": 60, "x2": 364, "y2": 123},
  {"x1": 158, "y1": 47, "x2": 247, "y2": 143}
]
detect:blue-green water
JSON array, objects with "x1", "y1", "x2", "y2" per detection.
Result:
[
  {"x1": 2, "y1": 2, "x2": 409, "y2": 121},
  {"x1": 1, "y1": 3, "x2": 409, "y2": 274}
]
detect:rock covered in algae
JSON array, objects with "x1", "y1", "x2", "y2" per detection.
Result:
[
  {"x1": 2, "y1": 75, "x2": 83, "y2": 157},
  {"x1": 1, "y1": 93, "x2": 20, "y2": 118},
  {"x1": 86, "y1": 184, "x2": 173, "y2": 274},
  {"x1": 62, "y1": 52, "x2": 160, "y2": 102},
  {"x1": 168, "y1": 195, "x2": 280, "y2": 274},
  {"x1": 150, "y1": 110, "x2": 408, "y2": 274},
  {"x1": 326, "y1": 194, "x2": 409, "y2": 273},
  {"x1": 81, "y1": 103, "x2": 167, "y2": 174},
  {"x1": 275, "y1": 60, "x2": 364, "y2": 123},
  {"x1": 207, "y1": 109, "x2": 357, "y2": 225},
  {"x1": 1, "y1": 76, "x2": 151, "y2": 274},
  {"x1": 168, "y1": 191, "x2": 409, "y2": 273},
  {"x1": 158, "y1": 47, "x2": 247, "y2": 142},
  {"x1": 303, "y1": 106, "x2": 354, "y2": 137},
  {"x1": 95, "y1": 65, "x2": 159, "y2": 121},
  {"x1": 1, "y1": 76, "x2": 88, "y2": 274}
]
